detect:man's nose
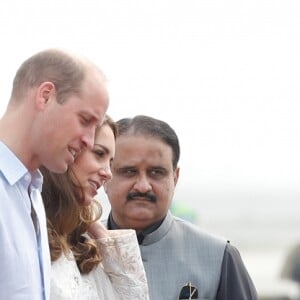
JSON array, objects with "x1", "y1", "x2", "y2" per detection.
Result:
[
  {"x1": 81, "y1": 127, "x2": 95, "y2": 150},
  {"x1": 133, "y1": 175, "x2": 152, "y2": 193}
]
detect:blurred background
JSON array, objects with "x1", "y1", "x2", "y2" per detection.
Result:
[{"x1": 1, "y1": 1, "x2": 300, "y2": 298}]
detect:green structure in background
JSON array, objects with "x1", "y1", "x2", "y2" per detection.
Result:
[{"x1": 170, "y1": 202, "x2": 198, "y2": 224}]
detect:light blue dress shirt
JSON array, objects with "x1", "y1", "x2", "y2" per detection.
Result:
[{"x1": 0, "y1": 141, "x2": 50, "y2": 300}]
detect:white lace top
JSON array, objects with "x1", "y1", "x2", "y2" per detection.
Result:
[{"x1": 50, "y1": 229, "x2": 149, "y2": 300}]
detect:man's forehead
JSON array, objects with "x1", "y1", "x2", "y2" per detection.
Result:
[{"x1": 116, "y1": 134, "x2": 164, "y2": 145}]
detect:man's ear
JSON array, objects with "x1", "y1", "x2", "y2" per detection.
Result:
[
  {"x1": 35, "y1": 81, "x2": 56, "y2": 111},
  {"x1": 174, "y1": 167, "x2": 180, "y2": 186}
]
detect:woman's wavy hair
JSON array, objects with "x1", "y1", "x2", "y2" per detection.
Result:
[{"x1": 41, "y1": 114, "x2": 117, "y2": 274}]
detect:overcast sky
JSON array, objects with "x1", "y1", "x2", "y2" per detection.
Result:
[
  {"x1": 2, "y1": 2, "x2": 300, "y2": 293},
  {"x1": 1, "y1": 0, "x2": 299, "y2": 198}
]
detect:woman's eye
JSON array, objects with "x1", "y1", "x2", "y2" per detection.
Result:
[{"x1": 94, "y1": 150, "x2": 104, "y2": 157}]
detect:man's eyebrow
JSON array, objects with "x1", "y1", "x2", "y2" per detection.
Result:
[
  {"x1": 118, "y1": 165, "x2": 133, "y2": 169},
  {"x1": 117, "y1": 166, "x2": 136, "y2": 171},
  {"x1": 80, "y1": 111, "x2": 101, "y2": 123}
]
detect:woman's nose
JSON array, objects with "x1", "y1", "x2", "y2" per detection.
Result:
[{"x1": 98, "y1": 164, "x2": 112, "y2": 181}]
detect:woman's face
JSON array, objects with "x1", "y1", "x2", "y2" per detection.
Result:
[{"x1": 71, "y1": 123, "x2": 115, "y2": 206}]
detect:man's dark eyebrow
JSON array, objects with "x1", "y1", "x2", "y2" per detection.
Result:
[
  {"x1": 118, "y1": 166, "x2": 135, "y2": 170},
  {"x1": 117, "y1": 166, "x2": 136, "y2": 172},
  {"x1": 150, "y1": 166, "x2": 168, "y2": 172}
]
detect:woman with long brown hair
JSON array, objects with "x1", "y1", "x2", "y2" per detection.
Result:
[{"x1": 41, "y1": 115, "x2": 149, "y2": 299}]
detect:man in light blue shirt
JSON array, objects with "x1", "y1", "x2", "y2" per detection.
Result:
[
  {"x1": 0, "y1": 142, "x2": 48, "y2": 299},
  {"x1": 0, "y1": 49, "x2": 109, "y2": 299}
]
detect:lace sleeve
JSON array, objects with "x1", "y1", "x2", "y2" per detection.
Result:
[{"x1": 96, "y1": 229, "x2": 149, "y2": 300}]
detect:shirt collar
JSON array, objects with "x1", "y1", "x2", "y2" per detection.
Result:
[
  {"x1": 0, "y1": 141, "x2": 28, "y2": 185},
  {"x1": 107, "y1": 212, "x2": 165, "y2": 244},
  {"x1": 0, "y1": 141, "x2": 43, "y2": 190},
  {"x1": 31, "y1": 169, "x2": 43, "y2": 192}
]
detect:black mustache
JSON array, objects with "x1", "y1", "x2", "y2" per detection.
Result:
[{"x1": 127, "y1": 192, "x2": 157, "y2": 203}]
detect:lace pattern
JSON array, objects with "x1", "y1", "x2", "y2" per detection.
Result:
[
  {"x1": 97, "y1": 229, "x2": 149, "y2": 299},
  {"x1": 50, "y1": 229, "x2": 149, "y2": 300}
]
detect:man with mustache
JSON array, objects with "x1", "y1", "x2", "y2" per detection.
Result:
[{"x1": 104, "y1": 115, "x2": 258, "y2": 300}]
